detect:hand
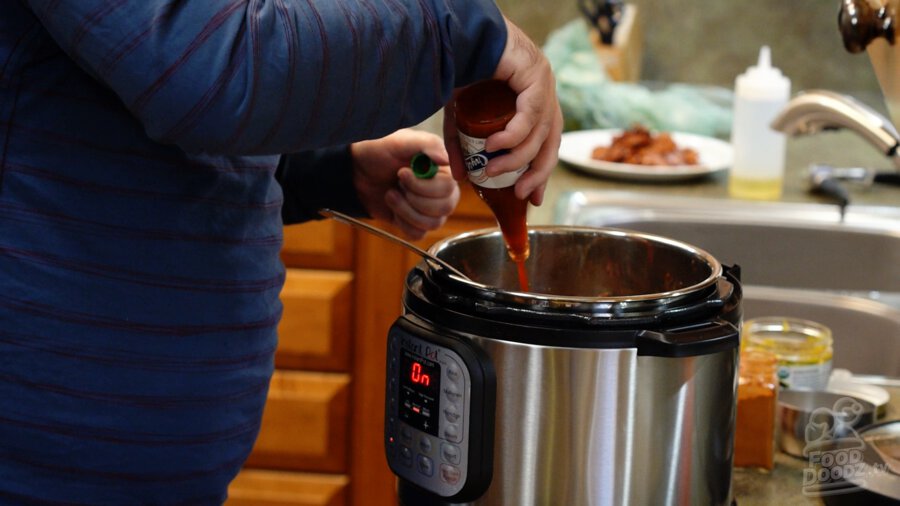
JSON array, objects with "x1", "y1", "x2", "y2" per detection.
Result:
[
  {"x1": 351, "y1": 129, "x2": 460, "y2": 240},
  {"x1": 444, "y1": 16, "x2": 563, "y2": 206}
]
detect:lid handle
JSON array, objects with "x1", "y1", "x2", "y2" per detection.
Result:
[{"x1": 636, "y1": 320, "x2": 739, "y2": 357}]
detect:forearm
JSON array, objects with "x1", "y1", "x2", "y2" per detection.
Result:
[
  {"x1": 276, "y1": 146, "x2": 367, "y2": 225},
  {"x1": 26, "y1": 0, "x2": 507, "y2": 155}
]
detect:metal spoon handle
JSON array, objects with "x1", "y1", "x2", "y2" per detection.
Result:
[{"x1": 318, "y1": 208, "x2": 470, "y2": 280}]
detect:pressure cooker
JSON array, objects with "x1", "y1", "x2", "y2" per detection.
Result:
[{"x1": 384, "y1": 226, "x2": 742, "y2": 505}]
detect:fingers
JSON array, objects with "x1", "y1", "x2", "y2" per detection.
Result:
[
  {"x1": 385, "y1": 189, "x2": 440, "y2": 240},
  {"x1": 485, "y1": 83, "x2": 560, "y2": 203},
  {"x1": 398, "y1": 167, "x2": 458, "y2": 203},
  {"x1": 479, "y1": 17, "x2": 562, "y2": 204},
  {"x1": 386, "y1": 166, "x2": 460, "y2": 240},
  {"x1": 514, "y1": 104, "x2": 563, "y2": 203},
  {"x1": 397, "y1": 128, "x2": 450, "y2": 166}
]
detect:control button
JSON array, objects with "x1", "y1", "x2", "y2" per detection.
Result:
[
  {"x1": 443, "y1": 403, "x2": 460, "y2": 424},
  {"x1": 400, "y1": 425, "x2": 413, "y2": 445},
  {"x1": 443, "y1": 383, "x2": 462, "y2": 402},
  {"x1": 443, "y1": 423, "x2": 461, "y2": 443},
  {"x1": 447, "y1": 363, "x2": 462, "y2": 383},
  {"x1": 416, "y1": 455, "x2": 434, "y2": 477},
  {"x1": 400, "y1": 446, "x2": 413, "y2": 468},
  {"x1": 418, "y1": 436, "x2": 433, "y2": 455},
  {"x1": 440, "y1": 464, "x2": 461, "y2": 485},
  {"x1": 441, "y1": 443, "x2": 461, "y2": 465}
]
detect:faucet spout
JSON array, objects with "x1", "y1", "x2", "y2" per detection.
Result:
[{"x1": 770, "y1": 89, "x2": 900, "y2": 170}]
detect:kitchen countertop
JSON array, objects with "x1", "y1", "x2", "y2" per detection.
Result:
[
  {"x1": 732, "y1": 386, "x2": 899, "y2": 505},
  {"x1": 529, "y1": 131, "x2": 900, "y2": 225}
]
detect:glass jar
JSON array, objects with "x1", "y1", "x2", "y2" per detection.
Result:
[
  {"x1": 743, "y1": 317, "x2": 833, "y2": 390},
  {"x1": 734, "y1": 348, "x2": 779, "y2": 469}
]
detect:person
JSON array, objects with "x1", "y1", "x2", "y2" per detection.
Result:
[{"x1": 0, "y1": 1, "x2": 562, "y2": 504}]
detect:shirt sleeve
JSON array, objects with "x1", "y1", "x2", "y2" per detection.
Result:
[
  {"x1": 275, "y1": 146, "x2": 369, "y2": 225},
  {"x1": 24, "y1": 0, "x2": 507, "y2": 156}
]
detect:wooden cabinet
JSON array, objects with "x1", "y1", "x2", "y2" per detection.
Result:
[
  {"x1": 228, "y1": 186, "x2": 494, "y2": 506},
  {"x1": 276, "y1": 270, "x2": 353, "y2": 371},
  {"x1": 228, "y1": 470, "x2": 348, "y2": 506},
  {"x1": 280, "y1": 220, "x2": 354, "y2": 270},
  {"x1": 227, "y1": 221, "x2": 355, "y2": 506},
  {"x1": 244, "y1": 371, "x2": 351, "y2": 473}
]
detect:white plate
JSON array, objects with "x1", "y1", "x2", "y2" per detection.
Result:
[{"x1": 558, "y1": 129, "x2": 734, "y2": 182}]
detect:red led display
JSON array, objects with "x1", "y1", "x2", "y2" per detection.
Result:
[
  {"x1": 410, "y1": 362, "x2": 431, "y2": 386},
  {"x1": 399, "y1": 351, "x2": 441, "y2": 436}
]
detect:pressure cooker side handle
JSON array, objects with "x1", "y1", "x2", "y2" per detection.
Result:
[
  {"x1": 636, "y1": 320, "x2": 740, "y2": 358},
  {"x1": 724, "y1": 263, "x2": 741, "y2": 282}
]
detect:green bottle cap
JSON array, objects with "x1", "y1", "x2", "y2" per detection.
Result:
[{"x1": 410, "y1": 152, "x2": 439, "y2": 179}]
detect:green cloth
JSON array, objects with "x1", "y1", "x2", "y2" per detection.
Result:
[{"x1": 544, "y1": 19, "x2": 734, "y2": 138}]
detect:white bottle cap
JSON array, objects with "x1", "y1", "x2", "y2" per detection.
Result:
[{"x1": 735, "y1": 46, "x2": 791, "y2": 100}]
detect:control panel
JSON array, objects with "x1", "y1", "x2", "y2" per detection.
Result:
[{"x1": 384, "y1": 317, "x2": 494, "y2": 502}]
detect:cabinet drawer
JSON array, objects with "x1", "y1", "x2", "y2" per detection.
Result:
[
  {"x1": 227, "y1": 469, "x2": 348, "y2": 506},
  {"x1": 277, "y1": 269, "x2": 353, "y2": 371},
  {"x1": 282, "y1": 221, "x2": 354, "y2": 270},
  {"x1": 245, "y1": 371, "x2": 350, "y2": 473}
]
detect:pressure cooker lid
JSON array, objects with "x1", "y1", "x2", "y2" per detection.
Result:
[{"x1": 421, "y1": 226, "x2": 726, "y2": 322}]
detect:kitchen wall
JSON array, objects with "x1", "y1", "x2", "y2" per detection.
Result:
[{"x1": 498, "y1": 0, "x2": 883, "y2": 103}]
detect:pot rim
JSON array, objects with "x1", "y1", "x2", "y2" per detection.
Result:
[{"x1": 426, "y1": 225, "x2": 724, "y2": 307}]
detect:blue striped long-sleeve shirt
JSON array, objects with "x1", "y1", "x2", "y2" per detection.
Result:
[{"x1": 0, "y1": 1, "x2": 506, "y2": 504}]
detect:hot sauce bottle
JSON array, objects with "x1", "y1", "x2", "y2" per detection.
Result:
[{"x1": 454, "y1": 80, "x2": 530, "y2": 291}]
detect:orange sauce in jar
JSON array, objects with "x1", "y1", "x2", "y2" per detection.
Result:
[
  {"x1": 734, "y1": 348, "x2": 778, "y2": 470},
  {"x1": 454, "y1": 80, "x2": 530, "y2": 291}
]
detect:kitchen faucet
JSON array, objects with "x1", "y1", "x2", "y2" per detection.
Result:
[{"x1": 770, "y1": 89, "x2": 900, "y2": 171}]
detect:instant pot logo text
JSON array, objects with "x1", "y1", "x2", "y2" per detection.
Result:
[
  {"x1": 399, "y1": 337, "x2": 439, "y2": 361},
  {"x1": 801, "y1": 397, "x2": 890, "y2": 497}
]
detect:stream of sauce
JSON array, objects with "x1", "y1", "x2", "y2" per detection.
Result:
[{"x1": 472, "y1": 184, "x2": 531, "y2": 292}]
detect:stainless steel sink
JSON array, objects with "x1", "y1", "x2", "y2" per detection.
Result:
[
  {"x1": 555, "y1": 191, "x2": 900, "y2": 293},
  {"x1": 744, "y1": 286, "x2": 900, "y2": 376},
  {"x1": 554, "y1": 191, "x2": 900, "y2": 376}
]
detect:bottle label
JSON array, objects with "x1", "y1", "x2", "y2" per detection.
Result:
[
  {"x1": 777, "y1": 360, "x2": 832, "y2": 390},
  {"x1": 458, "y1": 131, "x2": 528, "y2": 189}
]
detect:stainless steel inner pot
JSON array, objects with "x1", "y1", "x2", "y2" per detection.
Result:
[
  {"x1": 426, "y1": 226, "x2": 724, "y2": 318},
  {"x1": 430, "y1": 226, "x2": 721, "y2": 297}
]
